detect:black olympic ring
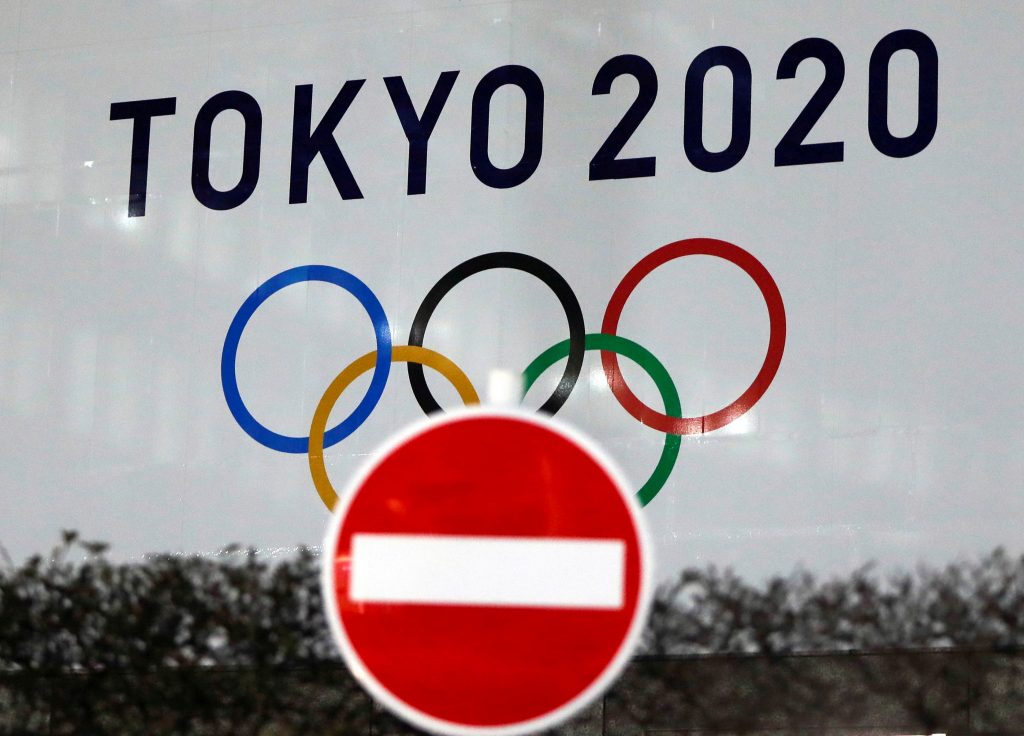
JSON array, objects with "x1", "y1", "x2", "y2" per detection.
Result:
[{"x1": 407, "y1": 252, "x2": 586, "y2": 416}]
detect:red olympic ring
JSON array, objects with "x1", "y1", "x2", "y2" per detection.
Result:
[{"x1": 601, "y1": 238, "x2": 786, "y2": 435}]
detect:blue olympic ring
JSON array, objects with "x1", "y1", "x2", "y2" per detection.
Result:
[{"x1": 221, "y1": 265, "x2": 392, "y2": 454}]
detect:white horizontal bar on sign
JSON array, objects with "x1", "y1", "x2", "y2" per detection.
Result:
[{"x1": 349, "y1": 533, "x2": 625, "y2": 609}]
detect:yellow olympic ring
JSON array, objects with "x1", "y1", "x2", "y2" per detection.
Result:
[{"x1": 308, "y1": 345, "x2": 480, "y2": 510}]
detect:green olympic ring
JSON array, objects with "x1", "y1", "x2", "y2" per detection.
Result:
[{"x1": 522, "y1": 333, "x2": 682, "y2": 507}]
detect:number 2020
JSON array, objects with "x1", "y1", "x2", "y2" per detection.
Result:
[{"x1": 589, "y1": 29, "x2": 938, "y2": 179}]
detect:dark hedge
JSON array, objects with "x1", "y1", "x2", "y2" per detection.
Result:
[{"x1": 0, "y1": 532, "x2": 1021, "y2": 734}]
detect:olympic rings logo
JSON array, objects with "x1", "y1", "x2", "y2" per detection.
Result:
[{"x1": 221, "y1": 237, "x2": 786, "y2": 509}]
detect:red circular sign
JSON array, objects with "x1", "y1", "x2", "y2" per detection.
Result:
[{"x1": 322, "y1": 409, "x2": 652, "y2": 736}]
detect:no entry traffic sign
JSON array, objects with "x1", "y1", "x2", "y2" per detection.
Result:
[{"x1": 321, "y1": 409, "x2": 653, "y2": 736}]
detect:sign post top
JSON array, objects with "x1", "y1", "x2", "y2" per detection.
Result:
[{"x1": 321, "y1": 408, "x2": 653, "y2": 736}]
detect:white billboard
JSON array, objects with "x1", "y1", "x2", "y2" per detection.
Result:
[{"x1": 0, "y1": 1, "x2": 1020, "y2": 581}]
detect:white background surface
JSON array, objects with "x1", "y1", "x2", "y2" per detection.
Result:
[{"x1": 0, "y1": 1, "x2": 1021, "y2": 582}]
